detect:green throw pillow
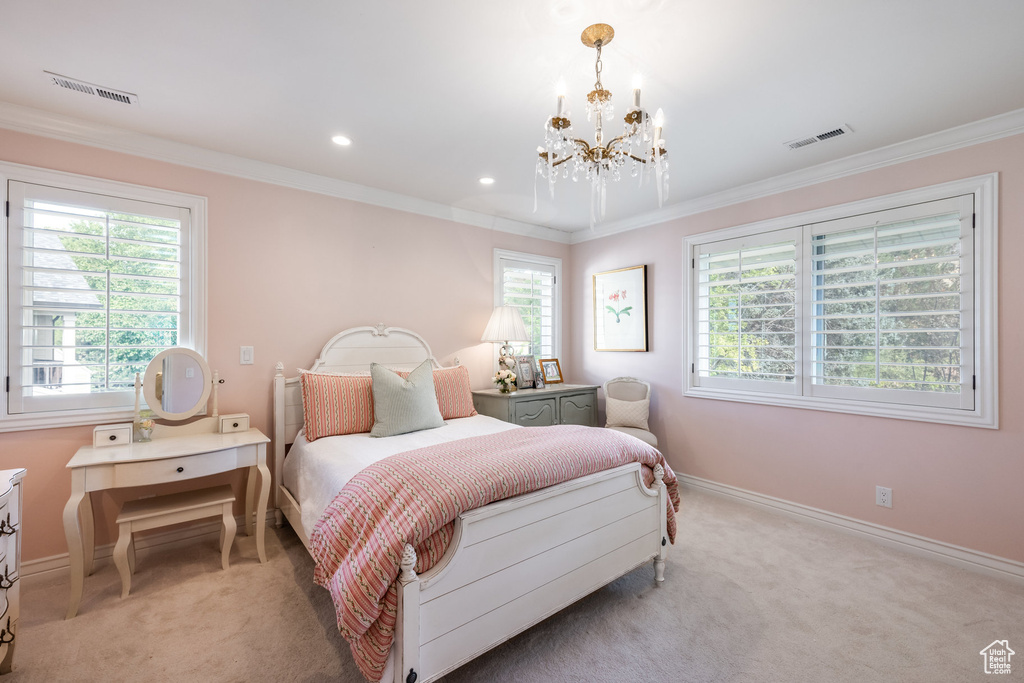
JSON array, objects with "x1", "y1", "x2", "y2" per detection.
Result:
[{"x1": 369, "y1": 360, "x2": 445, "y2": 437}]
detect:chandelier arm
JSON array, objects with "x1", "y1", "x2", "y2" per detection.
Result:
[{"x1": 604, "y1": 134, "x2": 631, "y2": 150}]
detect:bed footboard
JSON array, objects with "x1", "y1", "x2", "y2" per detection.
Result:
[{"x1": 394, "y1": 462, "x2": 668, "y2": 683}]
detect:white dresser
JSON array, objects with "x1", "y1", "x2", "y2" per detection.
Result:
[{"x1": 0, "y1": 468, "x2": 25, "y2": 675}]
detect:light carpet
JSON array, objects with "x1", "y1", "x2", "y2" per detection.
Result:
[{"x1": 10, "y1": 487, "x2": 1023, "y2": 682}]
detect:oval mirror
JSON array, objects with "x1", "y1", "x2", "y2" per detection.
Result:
[{"x1": 142, "y1": 348, "x2": 212, "y2": 421}]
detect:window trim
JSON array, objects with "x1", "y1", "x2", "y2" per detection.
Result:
[
  {"x1": 493, "y1": 248, "x2": 562, "y2": 361},
  {"x1": 1, "y1": 160, "x2": 207, "y2": 432},
  {"x1": 683, "y1": 174, "x2": 998, "y2": 429}
]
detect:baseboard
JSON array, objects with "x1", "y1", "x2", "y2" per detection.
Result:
[
  {"x1": 21, "y1": 509, "x2": 279, "y2": 578},
  {"x1": 679, "y1": 474, "x2": 1024, "y2": 584}
]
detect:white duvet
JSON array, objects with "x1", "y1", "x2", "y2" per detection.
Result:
[{"x1": 283, "y1": 414, "x2": 519, "y2": 534}]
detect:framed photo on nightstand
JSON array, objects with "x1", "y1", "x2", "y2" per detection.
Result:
[
  {"x1": 516, "y1": 355, "x2": 536, "y2": 389},
  {"x1": 539, "y1": 358, "x2": 563, "y2": 384}
]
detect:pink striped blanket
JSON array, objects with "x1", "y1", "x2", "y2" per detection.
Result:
[{"x1": 309, "y1": 425, "x2": 680, "y2": 682}]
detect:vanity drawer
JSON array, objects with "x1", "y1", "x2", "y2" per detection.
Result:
[
  {"x1": 514, "y1": 398, "x2": 557, "y2": 426},
  {"x1": 219, "y1": 414, "x2": 249, "y2": 433},
  {"x1": 93, "y1": 424, "x2": 133, "y2": 448},
  {"x1": 113, "y1": 449, "x2": 239, "y2": 488}
]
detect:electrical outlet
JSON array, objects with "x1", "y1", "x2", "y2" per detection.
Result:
[{"x1": 876, "y1": 486, "x2": 892, "y2": 508}]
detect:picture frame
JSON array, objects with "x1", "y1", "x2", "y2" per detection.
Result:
[
  {"x1": 593, "y1": 264, "x2": 648, "y2": 352},
  {"x1": 539, "y1": 358, "x2": 563, "y2": 384},
  {"x1": 515, "y1": 355, "x2": 536, "y2": 389}
]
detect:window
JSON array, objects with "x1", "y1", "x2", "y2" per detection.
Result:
[
  {"x1": 494, "y1": 249, "x2": 561, "y2": 359},
  {"x1": 696, "y1": 233, "x2": 800, "y2": 393},
  {"x1": 685, "y1": 175, "x2": 997, "y2": 428},
  {"x1": 2, "y1": 164, "x2": 206, "y2": 431}
]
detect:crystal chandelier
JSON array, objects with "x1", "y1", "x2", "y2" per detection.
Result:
[{"x1": 536, "y1": 23, "x2": 668, "y2": 225}]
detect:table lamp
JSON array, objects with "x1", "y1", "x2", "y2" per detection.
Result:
[{"x1": 481, "y1": 306, "x2": 529, "y2": 369}]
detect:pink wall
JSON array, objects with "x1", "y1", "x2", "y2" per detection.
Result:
[
  {"x1": 568, "y1": 133, "x2": 1024, "y2": 563},
  {"x1": 0, "y1": 128, "x2": 570, "y2": 563}
]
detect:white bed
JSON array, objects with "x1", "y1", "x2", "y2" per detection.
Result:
[
  {"x1": 283, "y1": 414, "x2": 519, "y2": 536},
  {"x1": 273, "y1": 324, "x2": 669, "y2": 683}
]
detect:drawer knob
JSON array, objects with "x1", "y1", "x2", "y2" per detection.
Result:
[
  {"x1": 0, "y1": 514, "x2": 13, "y2": 537},
  {"x1": 232, "y1": 422, "x2": 239, "y2": 428},
  {"x1": 109, "y1": 434, "x2": 117, "y2": 441},
  {"x1": 0, "y1": 616, "x2": 13, "y2": 645},
  {"x1": 0, "y1": 565, "x2": 12, "y2": 590},
  {"x1": 176, "y1": 467, "x2": 184, "y2": 473}
]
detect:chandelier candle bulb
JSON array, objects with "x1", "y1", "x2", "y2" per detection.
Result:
[{"x1": 632, "y1": 74, "x2": 642, "y2": 108}]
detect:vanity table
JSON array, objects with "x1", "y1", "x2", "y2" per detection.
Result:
[
  {"x1": 62, "y1": 347, "x2": 269, "y2": 619},
  {"x1": 63, "y1": 425, "x2": 269, "y2": 618}
]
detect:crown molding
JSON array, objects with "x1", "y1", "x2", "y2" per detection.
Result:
[
  {"x1": 0, "y1": 101, "x2": 572, "y2": 245},
  {"x1": 3, "y1": 100, "x2": 1023, "y2": 247},
  {"x1": 571, "y1": 107, "x2": 1024, "y2": 243}
]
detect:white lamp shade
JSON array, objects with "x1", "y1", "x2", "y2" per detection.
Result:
[{"x1": 481, "y1": 306, "x2": 529, "y2": 343}]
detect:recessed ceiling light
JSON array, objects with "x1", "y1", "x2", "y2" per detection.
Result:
[
  {"x1": 479, "y1": 177, "x2": 495, "y2": 185},
  {"x1": 331, "y1": 135, "x2": 352, "y2": 146}
]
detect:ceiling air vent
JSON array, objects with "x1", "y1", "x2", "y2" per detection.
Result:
[
  {"x1": 784, "y1": 124, "x2": 853, "y2": 151},
  {"x1": 46, "y1": 71, "x2": 139, "y2": 106}
]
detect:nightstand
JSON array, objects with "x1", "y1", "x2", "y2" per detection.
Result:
[
  {"x1": 63, "y1": 422, "x2": 270, "y2": 619},
  {"x1": 472, "y1": 384, "x2": 598, "y2": 427}
]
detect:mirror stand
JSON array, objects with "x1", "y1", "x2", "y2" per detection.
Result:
[
  {"x1": 134, "y1": 371, "x2": 222, "y2": 438},
  {"x1": 134, "y1": 345, "x2": 223, "y2": 439}
]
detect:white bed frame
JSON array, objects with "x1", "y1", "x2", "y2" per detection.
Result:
[{"x1": 273, "y1": 324, "x2": 668, "y2": 683}]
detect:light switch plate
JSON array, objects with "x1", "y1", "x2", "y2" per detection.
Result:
[{"x1": 240, "y1": 346, "x2": 254, "y2": 365}]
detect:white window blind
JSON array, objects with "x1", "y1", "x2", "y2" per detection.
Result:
[
  {"x1": 684, "y1": 176, "x2": 994, "y2": 428},
  {"x1": 808, "y1": 196, "x2": 974, "y2": 409},
  {"x1": 495, "y1": 251, "x2": 560, "y2": 359},
  {"x1": 696, "y1": 230, "x2": 799, "y2": 393},
  {"x1": 7, "y1": 180, "x2": 195, "y2": 416}
]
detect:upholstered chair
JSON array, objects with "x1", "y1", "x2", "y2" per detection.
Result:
[{"x1": 602, "y1": 377, "x2": 658, "y2": 448}]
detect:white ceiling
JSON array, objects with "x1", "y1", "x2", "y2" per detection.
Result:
[{"x1": 3, "y1": 1, "x2": 1024, "y2": 237}]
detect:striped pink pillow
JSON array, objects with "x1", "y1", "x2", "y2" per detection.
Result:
[
  {"x1": 396, "y1": 365, "x2": 478, "y2": 420},
  {"x1": 300, "y1": 372, "x2": 374, "y2": 441}
]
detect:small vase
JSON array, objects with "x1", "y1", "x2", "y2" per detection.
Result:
[
  {"x1": 137, "y1": 426, "x2": 153, "y2": 443},
  {"x1": 498, "y1": 384, "x2": 514, "y2": 394}
]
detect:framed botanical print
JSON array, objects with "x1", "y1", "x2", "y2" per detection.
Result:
[{"x1": 593, "y1": 265, "x2": 648, "y2": 351}]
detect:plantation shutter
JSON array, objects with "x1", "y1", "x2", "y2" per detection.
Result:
[
  {"x1": 7, "y1": 181, "x2": 192, "y2": 414},
  {"x1": 807, "y1": 195, "x2": 974, "y2": 409},
  {"x1": 695, "y1": 228, "x2": 800, "y2": 393},
  {"x1": 498, "y1": 256, "x2": 556, "y2": 358}
]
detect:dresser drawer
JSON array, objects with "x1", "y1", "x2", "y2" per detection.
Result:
[
  {"x1": 0, "y1": 497, "x2": 10, "y2": 567},
  {"x1": 514, "y1": 398, "x2": 557, "y2": 426},
  {"x1": 112, "y1": 449, "x2": 239, "y2": 488},
  {"x1": 559, "y1": 393, "x2": 596, "y2": 426}
]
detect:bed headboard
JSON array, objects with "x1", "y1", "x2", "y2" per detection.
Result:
[{"x1": 272, "y1": 324, "x2": 442, "y2": 507}]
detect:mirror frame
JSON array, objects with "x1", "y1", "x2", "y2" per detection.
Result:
[{"x1": 142, "y1": 347, "x2": 213, "y2": 421}]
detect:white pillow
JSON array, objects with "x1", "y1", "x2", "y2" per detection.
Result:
[{"x1": 605, "y1": 396, "x2": 650, "y2": 431}]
